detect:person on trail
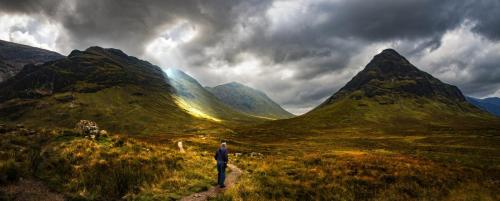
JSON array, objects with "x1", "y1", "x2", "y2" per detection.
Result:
[{"x1": 214, "y1": 142, "x2": 228, "y2": 188}]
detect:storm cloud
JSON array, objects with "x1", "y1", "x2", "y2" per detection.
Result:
[{"x1": 1, "y1": 0, "x2": 500, "y2": 114}]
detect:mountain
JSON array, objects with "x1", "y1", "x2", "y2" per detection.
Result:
[
  {"x1": 243, "y1": 49, "x2": 499, "y2": 137},
  {"x1": 166, "y1": 69, "x2": 263, "y2": 122},
  {"x1": 0, "y1": 47, "x2": 213, "y2": 135},
  {"x1": 0, "y1": 40, "x2": 64, "y2": 82},
  {"x1": 318, "y1": 49, "x2": 467, "y2": 107},
  {"x1": 303, "y1": 49, "x2": 498, "y2": 132},
  {"x1": 467, "y1": 96, "x2": 500, "y2": 116},
  {"x1": 206, "y1": 82, "x2": 294, "y2": 119}
]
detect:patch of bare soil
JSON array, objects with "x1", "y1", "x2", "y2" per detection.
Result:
[{"x1": 0, "y1": 179, "x2": 64, "y2": 201}]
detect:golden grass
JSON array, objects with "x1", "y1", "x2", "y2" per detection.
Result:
[
  {"x1": 0, "y1": 127, "x2": 218, "y2": 200},
  {"x1": 174, "y1": 96, "x2": 222, "y2": 122},
  {"x1": 215, "y1": 150, "x2": 498, "y2": 201}
]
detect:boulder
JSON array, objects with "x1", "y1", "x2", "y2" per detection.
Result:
[{"x1": 75, "y1": 120, "x2": 99, "y2": 138}]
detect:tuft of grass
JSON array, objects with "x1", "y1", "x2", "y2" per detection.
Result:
[{"x1": 0, "y1": 159, "x2": 20, "y2": 183}]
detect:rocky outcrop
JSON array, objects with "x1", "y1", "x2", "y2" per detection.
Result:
[{"x1": 75, "y1": 120, "x2": 100, "y2": 139}]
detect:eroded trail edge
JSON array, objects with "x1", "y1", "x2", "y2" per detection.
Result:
[{"x1": 180, "y1": 164, "x2": 242, "y2": 201}]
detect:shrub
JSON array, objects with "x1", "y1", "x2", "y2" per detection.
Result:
[{"x1": 0, "y1": 159, "x2": 20, "y2": 183}]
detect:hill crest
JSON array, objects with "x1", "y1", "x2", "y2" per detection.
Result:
[
  {"x1": 165, "y1": 68, "x2": 263, "y2": 122},
  {"x1": 206, "y1": 82, "x2": 294, "y2": 119},
  {"x1": 0, "y1": 40, "x2": 64, "y2": 82}
]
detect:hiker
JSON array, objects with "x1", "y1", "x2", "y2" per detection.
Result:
[{"x1": 214, "y1": 142, "x2": 228, "y2": 188}]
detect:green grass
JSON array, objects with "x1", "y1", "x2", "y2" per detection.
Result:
[
  {"x1": 239, "y1": 94, "x2": 500, "y2": 142},
  {"x1": 0, "y1": 85, "x2": 222, "y2": 136}
]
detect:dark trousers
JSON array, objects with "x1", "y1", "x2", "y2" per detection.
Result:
[{"x1": 217, "y1": 161, "x2": 226, "y2": 186}]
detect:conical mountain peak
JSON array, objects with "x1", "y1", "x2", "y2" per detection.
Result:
[
  {"x1": 365, "y1": 48, "x2": 415, "y2": 74},
  {"x1": 320, "y1": 49, "x2": 466, "y2": 106},
  {"x1": 380, "y1": 48, "x2": 403, "y2": 57}
]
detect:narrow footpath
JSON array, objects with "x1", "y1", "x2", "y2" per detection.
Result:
[
  {"x1": 180, "y1": 164, "x2": 242, "y2": 201},
  {"x1": 177, "y1": 141, "x2": 242, "y2": 201}
]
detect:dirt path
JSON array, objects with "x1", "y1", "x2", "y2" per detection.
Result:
[
  {"x1": 0, "y1": 179, "x2": 65, "y2": 201},
  {"x1": 180, "y1": 164, "x2": 242, "y2": 201}
]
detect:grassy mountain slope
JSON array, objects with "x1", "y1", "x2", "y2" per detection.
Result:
[
  {"x1": 467, "y1": 96, "x2": 500, "y2": 116},
  {"x1": 166, "y1": 69, "x2": 263, "y2": 123},
  {"x1": 302, "y1": 49, "x2": 498, "y2": 132},
  {"x1": 0, "y1": 47, "x2": 214, "y2": 135},
  {"x1": 240, "y1": 49, "x2": 500, "y2": 138},
  {"x1": 0, "y1": 40, "x2": 64, "y2": 82},
  {"x1": 206, "y1": 82, "x2": 295, "y2": 119}
]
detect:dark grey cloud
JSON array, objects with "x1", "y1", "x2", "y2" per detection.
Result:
[
  {"x1": 407, "y1": 30, "x2": 500, "y2": 98},
  {"x1": 467, "y1": 0, "x2": 500, "y2": 40},
  {"x1": 314, "y1": 0, "x2": 465, "y2": 41},
  {"x1": 0, "y1": 0, "x2": 271, "y2": 55},
  {"x1": 0, "y1": 0, "x2": 61, "y2": 15},
  {"x1": 1, "y1": 0, "x2": 500, "y2": 114}
]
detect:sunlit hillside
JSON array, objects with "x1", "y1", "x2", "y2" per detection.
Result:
[{"x1": 166, "y1": 68, "x2": 265, "y2": 124}]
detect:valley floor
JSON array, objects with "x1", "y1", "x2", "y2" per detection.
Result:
[
  {"x1": 1, "y1": 123, "x2": 499, "y2": 201},
  {"x1": 205, "y1": 129, "x2": 500, "y2": 200}
]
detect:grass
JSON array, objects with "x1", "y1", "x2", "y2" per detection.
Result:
[
  {"x1": 0, "y1": 126, "x2": 219, "y2": 200},
  {"x1": 241, "y1": 94, "x2": 500, "y2": 141},
  {"x1": 209, "y1": 131, "x2": 500, "y2": 201},
  {"x1": 0, "y1": 85, "x2": 221, "y2": 136}
]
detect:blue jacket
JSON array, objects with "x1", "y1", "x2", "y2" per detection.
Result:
[{"x1": 214, "y1": 148, "x2": 228, "y2": 163}]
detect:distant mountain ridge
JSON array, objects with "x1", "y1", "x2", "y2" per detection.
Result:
[
  {"x1": 166, "y1": 68, "x2": 262, "y2": 122},
  {"x1": 0, "y1": 40, "x2": 64, "y2": 82},
  {"x1": 467, "y1": 96, "x2": 500, "y2": 116},
  {"x1": 206, "y1": 82, "x2": 294, "y2": 119}
]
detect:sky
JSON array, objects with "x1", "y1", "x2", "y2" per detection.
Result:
[{"x1": 0, "y1": 0, "x2": 499, "y2": 114}]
